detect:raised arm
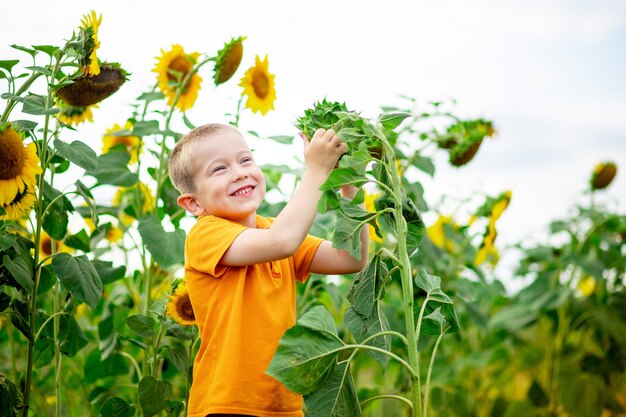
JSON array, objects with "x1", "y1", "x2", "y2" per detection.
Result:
[{"x1": 221, "y1": 129, "x2": 348, "y2": 266}]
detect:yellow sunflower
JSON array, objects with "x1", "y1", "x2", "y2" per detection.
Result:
[
  {"x1": 474, "y1": 221, "x2": 497, "y2": 266},
  {"x1": 78, "y1": 10, "x2": 102, "y2": 76},
  {"x1": 591, "y1": 161, "x2": 617, "y2": 190},
  {"x1": 57, "y1": 100, "x2": 98, "y2": 126},
  {"x1": 0, "y1": 124, "x2": 42, "y2": 206},
  {"x1": 105, "y1": 226, "x2": 123, "y2": 244},
  {"x1": 102, "y1": 121, "x2": 141, "y2": 163},
  {"x1": 113, "y1": 182, "x2": 155, "y2": 223},
  {"x1": 364, "y1": 191, "x2": 383, "y2": 244},
  {"x1": 1, "y1": 186, "x2": 36, "y2": 220},
  {"x1": 239, "y1": 54, "x2": 276, "y2": 115},
  {"x1": 214, "y1": 36, "x2": 246, "y2": 85},
  {"x1": 154, "y1": 44, "x2": 202, "y2": 111},
  {"x1": 491, "y1": 191, "x2": 512, "y2": 223},
  {"x1": 427, "y1": 215, "x2": 460, "y2": 252},
  {"x1": 166, "y1": 281, "x2": 196, "y2": 326},
  {"x1": 577, "y1": 275, "x2": 596, "y2": 297},
  {"x1": 39, "y1": 230, "x2": 74, "y2": 263}
]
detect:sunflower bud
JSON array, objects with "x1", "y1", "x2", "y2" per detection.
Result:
[
  {"x1": 214, "y1": 37, "x2": 246, "y2": 85},
  {"x1": 590, "y1": 162, "x2": 617, "y2": 190},
  {"x1": 56, "y1": 65, "x2": 126, "y2": 107}
]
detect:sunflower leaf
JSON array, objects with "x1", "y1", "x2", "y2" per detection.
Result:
[
  {"x1": 54, "y1": 139, "x2": 98, "y2": 171},
  {"x1": 267, "y1": 305, "x2": 345, "y2": 395},
  {"x1": 76, "y1": 180, "x2": 99, "y2": 226},
  {"x1": 52, "y1": 253, "x2": 102, "y2": 309},
  {"x1": 126, "y1": 314, "x2": 156, "y2": 338},
  {"x1": 132, "y1": 120, "x2": 160, "y2": 137},
  {"x1": 344, "y1": 306, "x2": 391, "y2": 367},
  {"x1": 3, "y1": 254, "x2": 34, "y2": 292},
  {"x1": 92, "y1": 260, "x2": 126, "y2": 285},
  {"x1": 303, "y1": 361, "x2": 362, "y2": 417},
  {"x1": 320, "y1": 168, "x2": 368, "y2": 191},
  {"x1": 138, "y1": 376, "x2": 172, "y2": 417},
  {"x1": 100, "y1": 396, "x2": 136, "y2": 417},
  {"x1": 137, "y1": 216, "x2": 185, "y2": 268},
  {"x1": 266, "y1": 135, "x2": 294, "y2": 144},
  {"x1": 22, "y1": 94, "x2": 58, "y2": 115},
  {"x1": 163, "y1": 341, "x2": 190, "y2": 374},
  {"x1": 378, "y1": 112, "x2": 411, "y2": 130},
  {"x1": 59, "y1": 313, "x2": 88, "y2": 356},
  {"x1": 87, "y1": 153, "x2": 138, "y2": 187},
  {"x1": 0, "y1": 59, "x2": 20, "y2": 72},
  {"x1": 32, "y1": 45, "x2": 59, "y2": 57}
]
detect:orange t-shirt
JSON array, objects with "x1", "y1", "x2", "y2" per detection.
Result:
[{"x1": 184, "y1": 214, "x2": 323, "y2": 417}]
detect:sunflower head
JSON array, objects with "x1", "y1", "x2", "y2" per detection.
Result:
[
  {"x1": 154, "y1": 44, "x2": 202, "y2": 111},
  {"x1": 102, "y1": 121, "x2": 141, "y2": 163},
  {"x1": 0, "y1": 123, "x2": 42, "y2": 206},
  {"x1": 166, "y1": 281, "x2": 196, "y2": 326},
  {"x1": 0, "y1": 186, "x2": 36, "y2": 220},
  {"x1": 56, "y1": 64, "x2": 127, "y2": 107},
  {"x1": 214, "y1": 36, "x2": 246, "y2": 85},
  {"x1": 591, "y1": 161, "x2": 617, "y2": 191},
  {"x1": 77, "y1": 10, "x2": 102, "y2": 76},
  {"x1": 438, "y1": 118, "x2": 494, "y2": 167},
  {"x1": 113, "y1": 182, "x2": 155, "y2": 221},
  {"x1": 474, "y1": 222, "x2": 498, "y2": 266},
  {"x1": 240, "y1": 54, "x2": 276, "y2": 115},
  {"x1": 364, "y1": 191, "x2": 383, "y2": 244},
  {"x1": 56, "y1": 100, "x2": 98, "y2": 126},
  {"x1": 427, "y1": 215, "x2": 460, "y2": 252}
]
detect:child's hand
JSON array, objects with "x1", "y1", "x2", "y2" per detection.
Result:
[{"x1": 300, "y1": 128, "x2": 348, "y2": 175}]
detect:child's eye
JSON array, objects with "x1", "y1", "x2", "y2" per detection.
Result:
[
  {"x1": 212, "y1": 166, "x2": 226, "y2": 173},
  {"x1": 241, "y1": 157, "x2": 253, "y2": 164}
]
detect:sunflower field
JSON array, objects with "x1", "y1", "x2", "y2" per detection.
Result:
[{"x1": 1, "y1": 10, "x2": 625, "y2": 417}]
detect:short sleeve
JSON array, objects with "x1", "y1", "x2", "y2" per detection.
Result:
[
  {"x1": 292, "y1": 234, "x2": 324, "y2": 282},
  {"x1": 185, "y1": 215, "x2": 248, "y2": 277}
]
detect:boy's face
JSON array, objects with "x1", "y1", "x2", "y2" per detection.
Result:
[{"x1": 187, "y1": 129, "x2": 265, "y2": 226}]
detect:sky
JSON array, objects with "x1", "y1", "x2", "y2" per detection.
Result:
[{"x1": 2, "y1": 0, "x2": 625, "y2": 288}]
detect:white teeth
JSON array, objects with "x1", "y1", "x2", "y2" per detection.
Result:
[{"x1": 233, "y1": 186, "x2": 253, "y2": 196}]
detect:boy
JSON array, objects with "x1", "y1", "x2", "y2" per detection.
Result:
[{"x1": 169, "y1": 123, "x2": 369, "y2": 417}]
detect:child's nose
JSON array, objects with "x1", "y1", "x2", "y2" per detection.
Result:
[{"x1": 232, "y1": 167, "x2": 248, "y2": 181}]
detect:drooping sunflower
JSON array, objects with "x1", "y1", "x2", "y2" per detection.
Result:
[
  {"x1": 0, "y1": 123, "x2": 42, "y2": 206},
  {"x1": 78, "y1": 10, "x2": 102, "y2": 76},
  {"x1": 102, "y1": 121, "x2": 141, "y2": 163},
  {"x1": 166, "y1": 281, "x2": 196, "y2": 326},
  {"x1": 56, "y1": 99, "x2": 98, "y2": 126},
  {"x1": 214, "y1": 36, "x2": 246, "y2": 85},
  {"x1": 590, "y1": 161, "x2": 617, "y2": 190},
  {"x1": 474, "y1": 221, "x2": 497, "y2": 266},
  {"x1": 0, "y1": 186, "x2": 36, "y2": 220},
  {"x1": 154, "y1": 44, "x2": 202, "y2": 111},
  {"x1": 56, "y1": 64, "x2": 127, "y2": 107},
  {"x1": 240, "y1": 55, "x2": 276, "y2": 115}
]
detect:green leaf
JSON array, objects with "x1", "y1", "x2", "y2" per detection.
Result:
[
  {"x1": 10, "y1": 120, "x2": 37, "y2": 132},
  {"x1": 0, "y1": 60, "x2": 20, "y2": 72},
  {"x1": 3, "y1": 255, "x2": 34, "y2": 292},
  {"x1": 92, "y1": 260, "x2": 126, "y2": 285},
  {"x1": 125, "y1": 314, "x2": 156, "y2": 338},
  {"x1": 100, "y1": 396, "x2": 136, "y2": 417},
  {"x1": 412, "y1": 155, "x2": 435, "y2": 177},
  {"x1": 132, "y1": 120, "x2": 160, "y2": 137},
  {"x1": 346, "y1": 255, "x2": 388, "y2": 318},
  {"x1": 10, "y1": 44, "x2": 37, "y2": 57},
  {"x1": 22, "y1": 94, "x2": 58, "y2": 115},
  {"x1": 138, "y1": 376, "x2": 172, "y2": 417},
  {"x1": 137, "y1": 217, "x2": 185, "y2": 268},
  {"x1": 182, "y1": 113, "x2": 196, "y2": 129},
  {"x1": 489, "y1": 304, "x2": 537, "y2": 332},
  {"x1": 54, "y1": 139, "x2": 98, "y2": 171},
  {"x1": 59, "y1": 313, "x2": 88, "y2": 356},
  {"x1": 136, "y1": 91, "x2": 164, "y2": 102},
  {"x1": 318, "y1": 190, "x2": 340, "y2": 213},
  {"x1": 64, "y1": 229, "x2": 91, "y2": 252},
  {"x1": 421, "y1": 307, "x2": 447, "y2": 336},
  {"x1": 76, "y1": 180, "x2": 99, "y2": 226},
  {"x1": 164, "y1": 341, "x2": 190, "y2": 374},
  {"x1": 320, "y1": 168, "x2": 368, "y2": 191},
  {"x1": 165, "y1": 322, "x2": 195, "y2": 341},
  {"x1": 267, "y1": 305, "x2": 345, "y2": 395},
  {"x1": 344, "y1": 306, "x2": 390, "y2": 367},
  {"x1": 87, "y1": 153, "x2": 138, "y2": 187},
  {"x1": 332, "y1": 213, "x2": 364, "y2": 260},
  {"x1": 303, "y1": 362, "x2": 361, "y2": 417},
  {"x1": 378, "y1": 112, "x2": 411, "y2": 129},
  {"x1": 24, "y1": 65, "x2": 50, "y2": 76},
  {"x1": 32, "y1": 45, "x2": 59, "y2": 57},
  {"x1": 0, "y1": 234, "x2": 17, "y2": 251},
  {"x1": 0, "y1": 374, "x2": 23, "y2": 417},
  {"x1": 52, "y1": 253, "x2": 102, "y2": 309},
  {"x1": 415, "y1": 270, "x2": 460, "y2": 332},
  {"x1": 84, "y1": 351, "x2": 129, "y2": 383},
  {"x1": 42, "y1": 199, "x2": 68, "y2": 241}
]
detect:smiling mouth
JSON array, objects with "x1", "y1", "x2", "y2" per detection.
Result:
[{"x1": 231, "y1": 186, "x2": 255, "y2": 196}]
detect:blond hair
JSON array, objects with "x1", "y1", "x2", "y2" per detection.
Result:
[{"x1": 168, "y1": 123, "x2": 236, "y2": 194}]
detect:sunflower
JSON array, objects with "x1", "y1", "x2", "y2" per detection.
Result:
[
  {"x1": 154, "y1": 44, "x2": 202, "y2": 111},
  {"x1": 102, "y1": 121, "x2": 141, "y2": 163},
  {"x1": 56, "y1": 64, "x2": 127, "y2": 107},
  {"x1": 105, "y1": 226, "x2": 123, "y2": 244},
  {"x1": 57, "y1": 99, "x2": 98, "y2": 126},
  {"x1": 364, "y1": 191, "x2": 383, "y2": 244},
  {"x1": 591, "y1": 162, "x2": 617, "y2": 190},
  {"x1": 166, "y1": 281, "x2": 196, "y2": 326},
  {"x1": 39, "y1": 230, "x2": 73, "y2": 262},
  {"x1": 427, "y1": 215, "x2": 460, "y2": 252},
  {"x1": 0, "y1": 124, "x2": 42, "y2": 206},
  {"x1": 240, "y1": 55, "x2": 276, "y2": 115},
  {"x1": 1, "y1": 186, "x2": 36, "y2": 220},
  {"x1": 214, "y1": 36, "x2": 246, "y2": 85},
  {"x1": 474, "y1": 221, "x2": 497, "y2": 266},
  {"x1": 78, "y1": 10, "x2": 102, "y2": 76},
  {"x1": 113, "y1": 182, "x2": 155, "y2": 222},
  {"x1": 577, "y1": 275, "x2": 596, "y2": 297}
]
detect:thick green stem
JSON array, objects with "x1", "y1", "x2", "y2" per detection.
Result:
[
  {"x1": 53, "y1": 281, "x2": 62, "y2": 417},
  {"x1": 381, "y1": 136, "x2": 422, "y2": 417}
]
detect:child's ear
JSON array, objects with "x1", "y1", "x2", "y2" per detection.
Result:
[{"x1": 177, "y1": 194, "x2": 205, "y2": 216}]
